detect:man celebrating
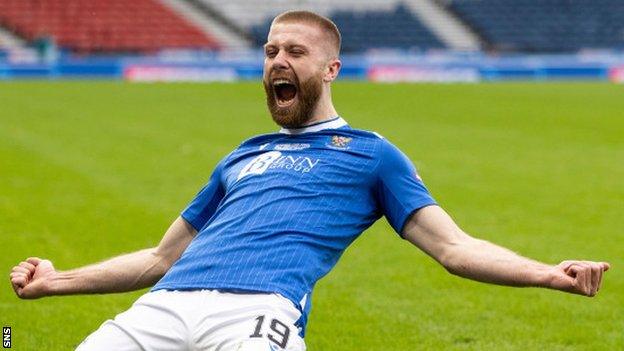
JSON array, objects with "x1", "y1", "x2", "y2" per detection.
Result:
[{"x1": 10, "y1": 10, "x2": 609, "y2": 351}]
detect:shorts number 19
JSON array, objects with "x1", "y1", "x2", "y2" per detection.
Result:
[{"x1": 249, "y1": 315, "x2": 290, "y2": 348}]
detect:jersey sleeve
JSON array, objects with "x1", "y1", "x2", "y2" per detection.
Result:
[
  {"x1": 181, "y1": 157, "x2": 228, "y2": 231},
  {"x1": 376, "y1": 140, "x2": 437, "y2": 235}
]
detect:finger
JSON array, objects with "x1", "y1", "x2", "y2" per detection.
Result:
[
  {"x1": 568, "y1": 264, "x2": 590, "y2": 296},
  {"x1": 11, "y1": 277, "x2": 28, "y2": 291},
  {"x1": 10, "y1": 272, "x2": 29, "y2": 284},
  {"x1": 595, "y1": 261, "x2": 607, "y2": 292},
  {"x1": 19, "y1": 261, "x2": 36, "y2": 273},
  {"x1": 587, "y1": 262, "x2": 600, "y2": 296},
  {"x1": 9, "y1": 272, "x2": 28, "y2": 280},
  {"x1": 11, "y1": 275, "x2": 27, "y2": 288},
  {"x1": 596, "y1": 265, "x2": 604, "y2": 293},
  {"x1": 582, "y1": 262, "x2": 597, "y2": 296},
  {"x1": 12, "y1": 266, "x2": 30, "y2": 275},
  {"x1": 575, "y1": 262, "x2": 592, "y2": 295},
  {"x1": 565, "y1": 263, "x2": 583, "y2": 278},
  {"x1": 559, "y1": 261, "x2": 576, "y2": 272},
  {"x1": 581, "y1": 264, "x2": 592, "y2": 296},
  {"x1": 26, "y1": 257, "x2": 42, "y2": 266}
]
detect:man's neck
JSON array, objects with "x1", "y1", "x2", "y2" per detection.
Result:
[{"x1": 303, "y1": 100, "x2": 338, "y2": 126}]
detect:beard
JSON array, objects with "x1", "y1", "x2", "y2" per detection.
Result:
[{"x1": 263, "y1": 71, "x2": 322, "y2": 128}]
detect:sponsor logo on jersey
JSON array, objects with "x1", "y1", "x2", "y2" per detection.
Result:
[
  {"x1": 269, "y1": 155, "x2": 319, "y2": 173},
  {"x1": 274, "y1": 143, "x2": 310, "y2": 151},
  {"x1": 238, "y1": 151, "x2": 282, "y2": 180},
  {"x1": 329, "y1": 135, "x2": 352, "y2": 148},
  {"x1": 237, "y1": 151, "x2": 320, "y2": 181}
]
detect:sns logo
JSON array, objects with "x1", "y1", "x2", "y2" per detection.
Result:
[{"x1": 237, "y1": 151, "x2": 282, "y2": 181}]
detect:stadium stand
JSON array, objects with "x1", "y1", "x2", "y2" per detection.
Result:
[
  {"x1": 0, "y1": 24, "x2": 25, "y2": 49},
  {"x1": 2, "y1": 0, "x2": 623, "y2": 54},
  {"x1": 194, "y1": 0, "x2": 403, "y2": 30},
  {"x1": 329, "y1": 4, "x2": 444, "y2": 52},
  {"x1": 0, "y1": 0, "x2": 220, "y2": 53},
  {"x1": 193, "y1": 0, "x2": 443, "y2": 51},
  {"x1": 447, "y1": 0, "x2": 624, "y2": 52}
]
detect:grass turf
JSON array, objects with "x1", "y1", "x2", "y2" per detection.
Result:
[{"x1": 0, "y1": 81, "x2": 622, "y2": 350}]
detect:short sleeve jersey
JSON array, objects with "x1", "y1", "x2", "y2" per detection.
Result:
[{"x1": 152, "y1": 117, "x2": 436, "y2": 335}]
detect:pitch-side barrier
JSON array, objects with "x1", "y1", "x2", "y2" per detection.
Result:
[{"x1": 1, "y1": 50, "x2": 623, "y2": 83}]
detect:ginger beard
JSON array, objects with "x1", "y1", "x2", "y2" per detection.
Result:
[{"x1": 263, "y1": 69, "x2": 323, "y2": 128}]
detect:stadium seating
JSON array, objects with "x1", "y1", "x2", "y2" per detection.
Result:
[
  {"x1": 197, "y1": 0, "x2": 443, "y2": 52},
  {"x1": 195, "y1": 0, "x2": 401, "y2": 30},
  {"x1": 448, "y1": 0, "x2": 624, "y2": 52},
  {"x1": 329, "y1": 4, "x2": 444, "y2": 52},
  {"x1": 0, "y1": 0, "x2": 220, "y2": 53},
  {"x1": 3, "y1": 0, "x2": 623, "y2": 54}
]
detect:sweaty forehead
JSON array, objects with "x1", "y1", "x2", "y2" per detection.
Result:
[{"x1": 266, "y1": 22, "x2": 325, "y2": 49}]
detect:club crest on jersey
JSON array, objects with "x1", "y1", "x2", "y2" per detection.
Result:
[{"x1": 329, "y1": 135, "x2": 352, "y2": 148}]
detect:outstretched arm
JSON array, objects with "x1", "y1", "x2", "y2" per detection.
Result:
[
  {"x1": 9, "y1": 216, "x2": 196, "y2": 299},
  {"x1": 403, "y1": 205, "x2": 610, "y2": 296}
]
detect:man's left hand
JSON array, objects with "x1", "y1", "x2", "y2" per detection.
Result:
[{"x1": 549, "y1": 260, "x2": 610, "y2": 297}]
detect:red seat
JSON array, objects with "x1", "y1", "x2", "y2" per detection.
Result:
[{"x1": 0, "y1": 0, "x2": 221, "y2": 53}]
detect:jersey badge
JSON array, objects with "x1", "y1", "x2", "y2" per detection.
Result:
[{"x1": 329, "y1": 135, "x2": 352, "y2": 148}]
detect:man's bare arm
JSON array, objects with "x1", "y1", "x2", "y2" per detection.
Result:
[
  {"x1": 403, "y1": 205, "x2": 610, "y2": 296},
  {"x1": 9, "y1": 216, "x2": 196, "y2": 299}
]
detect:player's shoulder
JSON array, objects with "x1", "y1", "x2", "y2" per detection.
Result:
[
  {"x1": 305, "y1": 127, "x2": 389, "y2": 157},
  {"x1": 330, "y1": 127, "x2": 385, "y2": 140},
  {"x1": 336, "y1": 128, "x2": 401, "y2": 154}
]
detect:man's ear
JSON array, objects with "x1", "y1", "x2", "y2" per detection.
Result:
[{"x1": 323, "y1": 58, "x2": 342, "y2": 83}]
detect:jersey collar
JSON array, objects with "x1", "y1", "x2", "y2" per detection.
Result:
[{"x1": 279, "y1": 117, "x2": 348, "y2": 135}]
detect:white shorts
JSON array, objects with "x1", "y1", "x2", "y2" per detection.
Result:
[{"x1": 76, "y1": 289, "x2": 306, "y2": 351}]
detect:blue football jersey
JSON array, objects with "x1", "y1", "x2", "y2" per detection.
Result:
[{"x1": 152, "y1": 117, "x2": 436, "y2": 335}]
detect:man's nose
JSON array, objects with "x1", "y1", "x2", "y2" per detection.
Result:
[{"x1": 271, "y1": 51, "x2": 289, "y2": 71}]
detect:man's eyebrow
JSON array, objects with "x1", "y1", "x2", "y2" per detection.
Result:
[
  {"x1": 286, "y1": 44, "x2": 308, "y2": 51},
  {"x1": 263, "y1": 42, "x2": 308, "y2": 50}
]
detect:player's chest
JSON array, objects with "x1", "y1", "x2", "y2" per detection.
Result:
[{"x1": 221, "y1": 143, "x2": 374, "y2": 191}]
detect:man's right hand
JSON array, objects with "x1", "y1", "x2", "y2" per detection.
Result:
[{"x1": 10, "y1": 257, "x2": 57, "y2": 299}]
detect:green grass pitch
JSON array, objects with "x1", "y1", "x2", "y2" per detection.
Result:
[{"x1": 1, "y1": 81, "x2": 622, "y2": 350}]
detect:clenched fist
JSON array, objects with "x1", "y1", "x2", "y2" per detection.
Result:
[
  {"x1": 9, "y1": 257, "x2": 57, "y2": 299},
  {"x1": 549, "y1": 260, "x2": 610, "y2": 297}
]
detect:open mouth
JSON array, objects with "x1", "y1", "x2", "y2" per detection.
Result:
[{"x1": 273, "y1": 78, "x2": 298, "y2": 107}]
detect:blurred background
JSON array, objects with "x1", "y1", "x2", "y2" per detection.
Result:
[{"x1": 1, "y1": 0, "x2": 624, "y2": 82}]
